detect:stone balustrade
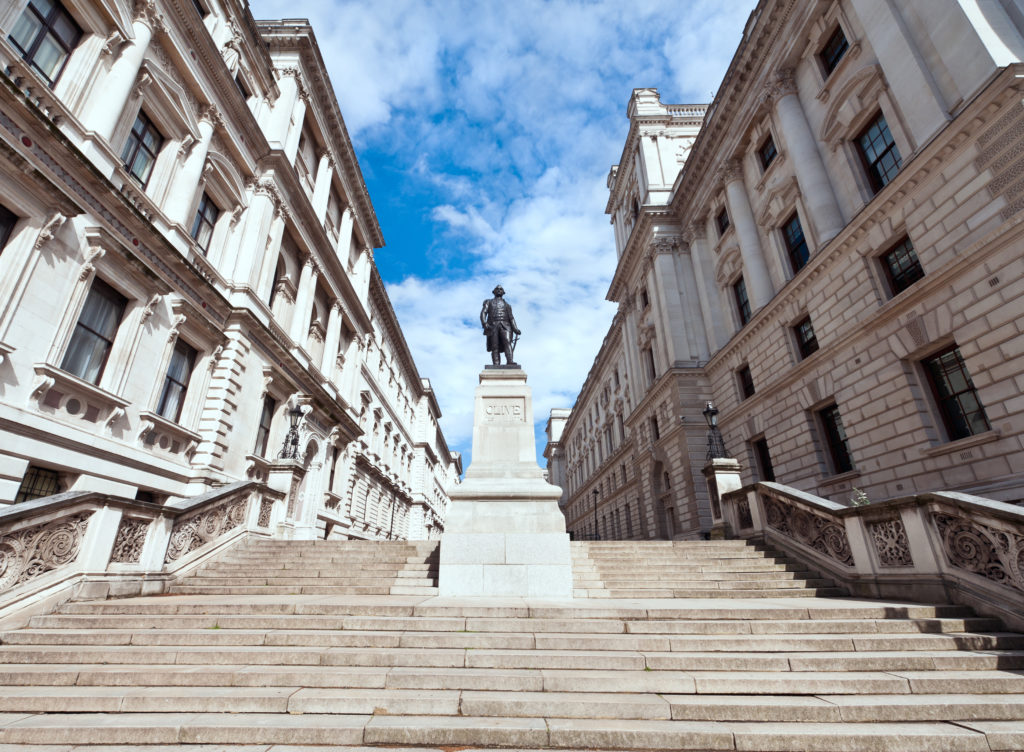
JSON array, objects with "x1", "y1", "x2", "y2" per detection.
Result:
[
  {"x1": 720, "y1": 482, "x2": 1024, "y2": 630},
  {"x1": 0, "y1": 481, "x2": 285, "y2": 628}
]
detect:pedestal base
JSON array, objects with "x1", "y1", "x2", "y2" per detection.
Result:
[{"x1": 439, "y1": 500, "x2": 572, "y2": 598}]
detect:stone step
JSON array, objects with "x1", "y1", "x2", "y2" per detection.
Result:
[
  {"x1": 574, "y1": 578, "x2": 836, "y2": 589},
  {"x1": 589, "y1": 587, "x2": 846, "y2": 598},
  {"x1": 173, "y1": 577, "x2": 438, "y2": 587},
  {"x1": 7, "y1": 628, "x2": 1017, "y2": 653},
  {"x1": 165, "y1": 585, "x2": 396, "y2": 595}
]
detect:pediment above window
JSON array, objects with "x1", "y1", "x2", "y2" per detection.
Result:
[
  {"x1": 135, "y1": 59, "x2": 202, "y2": 144},
  {"x1": 757, "y1": 175, "x2": 800, "y2": 227},
  {"x1": 819, "y1": 64, "x2": 887, "y2": 150}
]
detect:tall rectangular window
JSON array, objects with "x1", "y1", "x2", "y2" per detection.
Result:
[
  {"x1": 650, "y1": 416, "x2": 660, "y2": 441},
  {"x1": 157, "y1": 339, "x2": 197, "y2": 422},
  {"x1": 782, "y1": 212, "x2": 810, "y2": 273},
  {"x1": 0, "y1": 204, "x2": 17, "y2": 252},
  {"x1": 642, "y1": 346, "x2": 656, "y2": 384},
  {"x1": 857, "y1": 113, "x2": 902, "y2": 193},
  {"x1": 758, "y1": 134, "x2": 777, "y2": 170},
  {"x1": 794, "y1": 315, "x2": 819, "y2": 359},
  {"x1": 60, "y1": 278, "x2": 127, "y2": 384},
  {"x1": 15, "y1": 465, "x2": 60, "y2": 503},
  {"x1": 639, "y1": 287, "x2": 650, "y2": 308},
  {"x1": 923, "y1": 346, "x2": 990, "y2": 440},
  {"x1": 753, "y1": 437, "x2": 775, "y2": 482},
  {"x1": 738, "y1": 365, "x2": 755, "y2": 400},
  {"x1": 190, "y1": 193, "x2": 219, "y2": 254},
  {"x1": 733, "y1": 277, "x2": 751, "y2": 326},
  {"x1": 255, "y1": 396, "x2": 276, "y2": 456},
  {"x1": 121, "y1": 112, "x2": 164, "y2": 187},
  {"x1": 818, "y1": 403, "x2": 854, "y2": 474},
  {"x1": 819, "y1": 25, "x2": 849, "y2": 76},
  {"x1": 716, "y1": 207, "x2": 730, "y2": 235},
  {"x1": 8, "y1": 0, "x2": 82, "y2": 87},
  {"x1": 881, "y1": 236, "x2": 925, "y2": 295}
]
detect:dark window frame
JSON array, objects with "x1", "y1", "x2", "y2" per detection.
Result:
[
  {"x1": 881, "y1": 236, "x2": 925, "y2": 295},
  {"x1": 14, "y1": 465, "x2": 61, "y2": 503},
  {"x1": 639, "y1": 287, "x2": 650, "y2": 309},
  {"x1": 757, "y1": 133, "x2": 778, "y2": 170},
  {"x1": 121, "y1": 111, "x2": 164, "y2": 188},
  {"x1": 856, "y1": 112, "x2": 902, "y2": 194},
  {"x1": 782, "y1": 211, "x2": 810, "y2": 273},
  {"x1": 819, "y1": 25, "x2": 849, "y2": 76},
  {"x1": 60, "y1": 277, "x2": 128, "y2": 385},
  {"x1": 752, "y1": 437, "x2": 775, "y2": 482},
  {"x1": 716, "y1": 207, "x2": 730, "y2": 236},
  {"x1": 190, "y1": 192, "x2": 219, "y2": 254},
  {"x1": 0, "y1": 204, "x2": 17, "y2": 252},
  {"x1": 738, "y1": 365, "x2": 755, "y2": 400},
  {"x1": 794, "y1": 315, "x2": 819, "y2": 359},
  {"x1": 156, "y1": 338, "x2": 197, "y2": 423},
  {"x1": 818, "y1": 403, "x2": 855, "y2": 475},
  {"x1": 922, "y1": 345, "x2": 991, "y2": 441},
  {"x1": 8, "y1": 0, "x2": 82, "y2": 87},
  {"x1": 733, "y1": 276, "x2": 751, "y2": 327}
]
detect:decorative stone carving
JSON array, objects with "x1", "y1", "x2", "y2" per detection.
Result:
[
  {"x1": 257, "y1": 498, "x2": 274, "y2": 528},
  {"x1": 868, "y1": 517, "x2": 913, "y2": 567},
  {"x1": 0, "y1": 513, "x2": 92, "y2": 593},
  {"x1": 763, "y1": 495, "x2": 854, "y2": 566},
  {"x1": 34, "y1": 212, "x2": 68, "y2": 251},
  {"x1": 165, "y1": 496, "x2": 248, "y2": 562},
  {"x1": 719, "y1": 159, "x2": 744, "y2": 185},
  {"x1": 933, "y1": 513, "x2": 1024, "y2": 594},
  {"x1": 110, "y1": 517, "x2": 149, "y2": 564},
  {"x1": 737, "y1": 497, "x2": 753, "y2": 529},
  {"x1": 79, "y1": 246, "x2": 105, "y2": 281}
]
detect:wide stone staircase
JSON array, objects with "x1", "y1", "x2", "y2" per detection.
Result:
[
  {"x1": 170, "y1": 539, "x2": 441, "y2": 596},
  {"x1": 572, "y1": 540, "x2": 844, "y2": 598},
  {"x1": 0, "y1": 538, "x2": 1022, "y2": 749}
]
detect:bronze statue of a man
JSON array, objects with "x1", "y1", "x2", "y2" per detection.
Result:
[{"x1": 481, "y1": 285, "x2": 521, "y2": 366}]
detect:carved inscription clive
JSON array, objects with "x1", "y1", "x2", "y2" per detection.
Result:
[{"x1": 483, "y1": 398, "x2": 526, "y2": 424}]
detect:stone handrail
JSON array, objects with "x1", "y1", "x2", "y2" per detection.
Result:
[
  {"x1": 0, "y1": 481, "x2": 285, "y2": 626},
  {"x1": 719, "y1": 482, "x2": 1024, "y2": 630}
]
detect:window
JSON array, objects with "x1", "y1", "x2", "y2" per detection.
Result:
[
  {"x1": 156, "y1": 339, "x2": 196, "y2": 422},
  {"x1": 640, "y1": 287, "x2": 650, "y2": 308},
  {"x1": 738, "y1": 365, "x2": 755, "y2": 400},
  {"x1": 604, "y1": 426, "x2": 613, "y2": 454},
  {"x1": 794, "y1": 315, "x2": 819, "y2": 359},
  {"x1": 922, "y1": 346, "x2": 991, "y2": 441},
  {"x1": 651, "y1": 416, "x2": 660, "y2": 441},
  {"x1": 254, "y1": 396, "x2": 276, "y2": 456},
  {"x1": 642, "y1": 346, "x2": 656, "y2": 384},
  {"x1": 295, "y1": 129, "x2": 317, "y2": 193},
  {"x1": 881, "y1": 236, "x2": 924, "y2": 295},
  {"x1": 733, "y1": 277, "x2": 751, "y2": 327},
  {"x1": 758, "y1": 134, "x2": 777, "y2": 170},
  {"x1": 818, "y1": 403, "x2": 854, "y2": 474},
  {"x1": 14, "y1": 465, "x2": 60, "y2": 503},
  {"x1": 121, "y1": 112, "x2": 164, "y2": 187},
  {"x1": 753, "y1": 437, "x2": 775, "y2": 482},
  {"x1": 716, "y1": 207, "x2": 730, "y2": 235},
  {"x1": 190, "y1": 193, "x2": 219, "y2": 254},
  {"x1": 782, "y1": 212, "x2": 809, "y2": 273},
  {"x1": 0, "y1": 204, "x2": 17, "y2": 252},
  {"x1": 8, "y1": 0, "x2": 82, "y2": 87},
  {"x1": 819, "y1": 25, "x2": 849, "y2": 76},
  {"x1": 857, "y1": 113, "x2": 902, "y2": 193},
  {"x1": 234, "y1": 72, "x2": 250, "y2": 100},
  {"x1": 60, "y1": 278, "x2": 127, "y2": 384}
]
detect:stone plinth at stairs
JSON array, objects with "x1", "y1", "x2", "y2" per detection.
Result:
[{"x1": 0, "y1": 537, "x2": 1021, "y2": 750}]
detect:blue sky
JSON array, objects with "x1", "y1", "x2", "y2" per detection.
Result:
[{"x1": 250, "y1": 0, "x2": 758, "y2": 466}]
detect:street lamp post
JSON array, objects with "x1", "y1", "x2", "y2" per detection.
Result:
[
  {"x1": 703, "y1": 401, "x2": 728, "y2": 461},
  {"x1": 279, "y1": 403, "x2": 305, "y2": 460}
]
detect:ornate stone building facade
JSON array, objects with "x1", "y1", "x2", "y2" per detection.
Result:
[
  {"x1": 550, "y1": 0, "x2": 1024, "y2": 539},
  {"x1": 0, "y1": 0, "x2": 458, "y2": 539}
]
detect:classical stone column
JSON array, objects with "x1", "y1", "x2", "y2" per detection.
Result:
[
  {"x1": 337, "y1": 207, "x2": 355, "y2": 256},
  {"x1": 83, "y1": 2, "x2": 161, "y2": 141},
  {"x1": 265, "y1": 69, "x2": 301, "y2": 152},
  {"x1": 311, "y1": 152, "x2": 333, "y2": 222},
  {"x1": 164, "y1": 106, "x2": 218, "y2": 227},
  {"x1": 684, "y1": 223, "x2": 728, "y2": 353},
  {"x1": 721, "y1": 160, "x2": 774, "y2": 309},
  {"x1": 231, "y1": 181, "x2": 276, "y2": 288},
  {"x1": 770, "y1": 71, "x2": 844, "y2": 243},
  {"x1": 321, "y1": 300, "x2": 343, "y2": 376},
  {"x1": 256, "y1": 206, "x2": 288, "y2": 301},
  {"x1": 353, "y1": 247, "x2": 373, "y2": 303},
  {"x1": 289, "y1": 256, "x2": 319, "y2": 344}
]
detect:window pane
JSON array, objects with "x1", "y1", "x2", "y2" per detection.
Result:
[
  {"x1": 60, "y1": 280, "x2": 126, "y2": 384},
  {"x1": 923, "y1": 346, "x2": 990, "y2": 440},
  {"x1": 157, "y1": 381, "x2": 186, "y2": 421},
  {"x1": 0, "y1": 204, "x2": 17, "y2": 251},
  {"x1": 60, "y1": 327, "x2": 108, "y2": 383},
  {"x1": 15, "y1": 465, "x2": 60, "y2": 503},
  {"x1": 9, "y1": 12, "x2": 42, "y2": 53},
  {"x1": 31, "y1": 36, "x2": 65, "y2": 81}
]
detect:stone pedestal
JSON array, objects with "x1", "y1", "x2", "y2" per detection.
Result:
[{"x1": 439, "y1": 368, "x2": 572, "y2": 598}]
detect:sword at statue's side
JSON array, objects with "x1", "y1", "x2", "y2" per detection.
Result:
[{"x1": 510, "y1": 331, "x2": 520, "y2": 361}]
